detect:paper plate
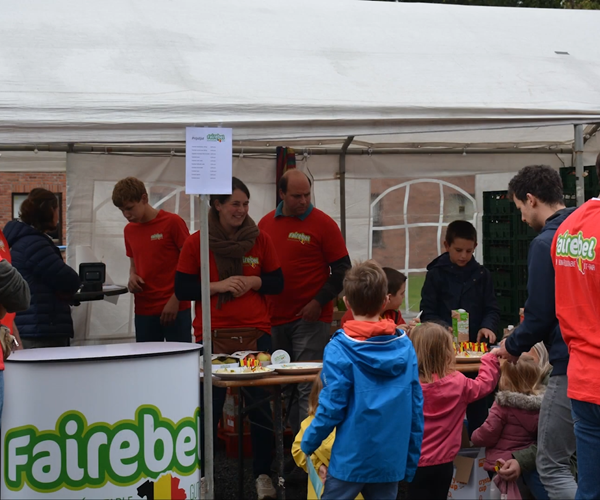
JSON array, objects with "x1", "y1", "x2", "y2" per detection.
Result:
[
  {"x1": 213, "y1": 366, "x2": 274, "y2": 380},
  {"x1": 455, "y1": 353, "x2": 485, "y2": 363},
  {"x1": 270, "y1": 362, "x2": 323, "y2": 375}
]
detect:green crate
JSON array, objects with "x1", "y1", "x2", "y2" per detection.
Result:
[
  {"x1": 516, "y1": 239, "x2": 530, "y2": 265},
  {"x1": 496, "y1": 292, "x2": 518, "y2": 317},
  {"x1": 489, "y1": 266, "x2": 516, "y2": 292},
  {"x1": 483, "y1": 242, "x2": 514, "y2": 266},
  {"x1": 560, "y1": 166, "x2": 598, "y2": 193},
  {"x1": 484, "y1": 191, "x2": 514, "y2": 216},
  {"x1": 483, "y1": 215, "x2": 513, "y2": 240},
  {"x1": 514, "y1": 214, "x2": 537, "y2": 240}
]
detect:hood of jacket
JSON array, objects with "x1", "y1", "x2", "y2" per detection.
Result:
[
  {"x1": 333, "y1": 322, "x2": 409, "y2": 378},
  {"x1": 495, "y1": 391, "x2": 544, "y2": 411},
  {"x1": 3, "y1": 219, "x2": 45, "y2": 247},
  {"x1": 543, "y1": 207, "x2": 577, "y2": 235}
]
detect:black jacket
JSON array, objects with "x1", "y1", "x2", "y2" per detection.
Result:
[
  {"x1": 420, "y1": 253, "x2": 500, "y2": 342},
  {"x1": 505, "y1": 208, "x2": 575, "y2": 377},
  {"x1": 3, "y1": 220, "x2": 81, "y2": 338}
]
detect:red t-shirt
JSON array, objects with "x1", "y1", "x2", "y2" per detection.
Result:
[
  {"x1": 176, "y1": 231, "x2": 280, "y2": 342},
  {"x1": 124, "y1": 210, "x2": 191, "y2": 315},
  {"x1": 340, "y1": 308, "x2": 406, "y2": 328},
  {"x1": 0, "y1": 231, "x2": 16, "y2": 335},
  {"x1": 552, "y1": 199, "x2": 600, "y2": 405},
  {"x1": 258, "y1": 207, "x2": 349, "y2": 325}
]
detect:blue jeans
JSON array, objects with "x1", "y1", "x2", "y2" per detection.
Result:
[
  {"x1": 134, "y1": 309, "x2": 192, "y2": 342},
  {"x1": 572, "y1": 399, "x2": 600, "y2": 500},
  {"x1": 537, "y1": 375, "x2": 577, "y2": 500},
  {"x1": 522, "y1": 469, "x2": 549, "y2": 500},
  {"x1": 322, "y1": 473, "x2": 398, "y2": 500}
]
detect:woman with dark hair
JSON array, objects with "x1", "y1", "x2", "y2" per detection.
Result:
[
  {"x1": 3, "y1": 188, "x2": 81, "y2": 348},
  {"x1": 175, "y1": 177, "x2": 284, "y2": 499}
]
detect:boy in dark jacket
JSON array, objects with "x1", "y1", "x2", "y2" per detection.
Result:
[
  {"x1": 420, "y1": 220, "x2": 500, "y2": 435},
  {"x1": 420, "y1": 220, "x2": 500, "y2": 344}
]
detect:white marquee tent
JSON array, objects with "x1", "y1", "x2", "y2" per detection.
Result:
[{"x1": 2, "y1": 0, "x2": 600, "y2": 344}]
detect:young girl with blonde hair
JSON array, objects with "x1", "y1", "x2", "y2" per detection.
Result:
[
  {"x1": 471, "y1": 355, "x2": 543, "y2": 473},
  {"x1": 292, "y1": 372, "x2": 363, "y2": 500},
  {"x1": 408, "y1": 322, "x2": 501, "y2": 500}
]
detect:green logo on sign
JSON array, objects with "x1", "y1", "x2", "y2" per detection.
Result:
[{"x1": 4, "y1": 405, "x2": 200, "y2": 493}]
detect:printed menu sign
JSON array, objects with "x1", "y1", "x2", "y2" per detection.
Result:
[{"x1": 185, "y1": 127, "x2": 232, "y2": 195}]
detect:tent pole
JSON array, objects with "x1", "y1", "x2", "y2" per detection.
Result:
[
  {"x1": 339, "y1": 136, "x2": 354, "y2": 242},
  {"x1": 200, "y1": 194, "x2": 215, "y2": 500},
  {"x1": 574, "y1": 124, "x2": 585, "y2": 206}
]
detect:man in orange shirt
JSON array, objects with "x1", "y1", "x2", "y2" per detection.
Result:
[
  {"x1": 0, "y1": 229, "x2": 23, "y2": 347},
  {"x1": 552, "y1": 155, "x2": 600, "y2": 500},
  {"x1": 113, "y1": 178, "x2": 192, "y2": 342},
  {"x1": 258, "y1": 170, "x2": 351, "y2": 434}
]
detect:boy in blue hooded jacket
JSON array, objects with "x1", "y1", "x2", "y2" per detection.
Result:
[{"x1": 301, "y1": 261, "x2": 424, "y2": 500}]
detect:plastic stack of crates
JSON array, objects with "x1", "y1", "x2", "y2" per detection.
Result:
[
  {"x1": 482, "y1": 191, "x2": 534, "y2": 336},
  {"x1": 561, "y1": 166, "x2": 599, "y2": 207}
]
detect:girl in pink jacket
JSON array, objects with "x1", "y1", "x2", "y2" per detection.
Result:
[
  {"x1": 471, "y1": 355, "x2": 543, "y2": 472},
  {"x1": 408, "y1": 322, "x2": 501, "y2": 500}
]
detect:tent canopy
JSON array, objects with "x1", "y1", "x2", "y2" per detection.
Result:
[{"x1": 2, "y1": 0, "x2": 600, "y2": 146}]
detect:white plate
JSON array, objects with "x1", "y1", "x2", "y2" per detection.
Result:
[
  {"x1": 270, "y1": 362, "x2": 323, "y2": 375},
  {"x1": 213, "y1": 366, "x2": 274, "y2": 380},
  {"x1": 455, "y1": 353, "x2": 485, "y2": 363}
]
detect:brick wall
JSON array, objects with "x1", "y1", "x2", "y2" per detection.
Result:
[
  {"x1": 371, "y1": 176, "x2": 476, "y2": 272},
  {"x1": 0, "y1": 172, "x2": 67, "y2": 244}
]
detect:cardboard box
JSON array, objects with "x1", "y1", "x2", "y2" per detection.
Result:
[
  {"x1": 452, "y1": 309, "x2": 470, "y2": 343},
  {"x1": 448, "y1": 448, "x2": 491, "y2": 500}
]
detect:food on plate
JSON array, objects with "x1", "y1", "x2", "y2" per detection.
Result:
[
  {"x1": 257, "y1": 352, "x2": 271, "y2": 362},
  {"x1": 215, "y1": 366, "x2": 272, "y2": 374},
  {"x1": 454, "y1": 341, "x2": 488, "y2": 359}
]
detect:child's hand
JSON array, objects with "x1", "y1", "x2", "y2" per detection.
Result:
[
  {"x1": 497, "y1": 459, "x2": 521, "y2": 481},
  {"x1": 318, "y1": 464, "x2": 328, "y2": 484},
  {"x1": 477, "y1": 328, "x2": 497, "y2": 344}
]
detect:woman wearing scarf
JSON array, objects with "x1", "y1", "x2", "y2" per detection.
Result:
[{"x1": 176, "y1": 177, "x2": 283, "y2": 500}]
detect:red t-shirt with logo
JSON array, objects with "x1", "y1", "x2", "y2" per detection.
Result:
[
  {"x1": 552, "y1": 199, "x2": 600, "y2": 405},
  {"x1": 176, "y1": 231, "x2": 280, "y2": 342},
  {"x1": 258, "y1": 207, "x2": 349, "y2": 325},
  {"x1": 124, "y1": 210, "x2": 191, "y2": 316},
  {"x1": 0, "y1": 231, "x2": 16, "y2": 336}
]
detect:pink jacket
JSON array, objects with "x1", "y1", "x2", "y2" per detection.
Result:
[
  {"x1": 418, "y1": 354, "x2": 501, "y2": 467},
  {"x1": 471, "y1": 390, "x2": 542, "y2": 471}
]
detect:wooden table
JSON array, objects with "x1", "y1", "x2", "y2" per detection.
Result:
[
  {"x1": 210, "y1": 363, "x2": 481, "y2": 499},
  {"x1": 212, "y1": 372, "x2": 319, "y2": 500}
]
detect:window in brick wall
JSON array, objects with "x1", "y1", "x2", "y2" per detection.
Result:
[
  {"x1": 371, "y1": 194, "x2": 384, "y2": 248},
  {"x1": 12, "y1": 192, "x2": 63, "y2": 245}
]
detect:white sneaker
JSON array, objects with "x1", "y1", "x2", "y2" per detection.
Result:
[
  {"x1": 256, "y1": 474, "x2": 276, "y2": 500},
  {"x1": 200, "y1": 477, "x2": 206, "y2": 499}
]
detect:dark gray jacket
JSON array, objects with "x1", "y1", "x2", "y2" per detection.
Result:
[{"x1": 0, "y1": 258, "x2": 30, "y2": 313}]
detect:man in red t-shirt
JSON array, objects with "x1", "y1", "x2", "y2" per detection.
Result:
[
  {"x1": 112, "y1": 178, "x2": 191, "y2": 342},
  {"x1": 552, "y1": 155, "x2": 600, "y2": 500},
  {"x1": 258, "y1": 169, "x2": 351, "y2": 433}
]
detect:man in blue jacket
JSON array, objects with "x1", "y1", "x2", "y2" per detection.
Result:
[
  {"x1": 301, "y1": 261, "x2": 423, "y2": 500},
  {"x1": 496, "y1": 165, "x2": 577, "y2": 500}
]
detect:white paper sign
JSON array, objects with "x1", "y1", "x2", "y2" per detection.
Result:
[{"x1": 185, "y1": 127, "x2": 233, "y2": 194}]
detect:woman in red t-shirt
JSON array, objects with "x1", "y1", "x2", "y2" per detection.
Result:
[{"x1": 175, "y1": 177, "x2": 283, "y2": 498}]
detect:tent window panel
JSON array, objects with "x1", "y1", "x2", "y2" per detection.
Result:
[
  {"x1": 443, "y1": 192, "x2": 475, "y2": 223},
  {"x1": 371, "y1": 194, "x2": 384, "y2": 248},
  {"x1": 12, "y1": 192, "x2": 63, "y2": 245},
  {"x1": 372, "y1": 228, "x2": 406, "y2": 269}
]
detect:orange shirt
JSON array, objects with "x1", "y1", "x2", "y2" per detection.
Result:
[
  {"x1": 552, "y1": 199, "x2": 600, "y2": 405},
  {"x1": 0, "y1": 231, "x2": 13, "y2": 371},
  {"x1": 124, "y1": 210, "x2": 191, "y2": 316},
  {"x1": 340, "y1": 308, "x2": 406, "y2": 328},
  {"x1": 258, "y1": 207, "x2": 349, "y2": 325},
  {"x1": 176, "y1": 231, "x2": 280, "y2": 342}
]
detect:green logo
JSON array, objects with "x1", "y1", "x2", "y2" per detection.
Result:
[
  {"x1": 207, "y1": 134, "x2": 225, "y2": 142},
  {"x1": 4, "y1": 406, "x2": 200, "y2": 493},
  {"x1": 555, "y1": 230, "x2": 597, "y2": 273}
]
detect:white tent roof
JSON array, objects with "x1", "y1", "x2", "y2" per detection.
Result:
[{"x1": 2, "y1": 0, "x2": 600, "y2": 145}]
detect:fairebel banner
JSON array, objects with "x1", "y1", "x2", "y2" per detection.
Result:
[{"x1": 1, "y1": 343, "x2": 202, "y2": 500}]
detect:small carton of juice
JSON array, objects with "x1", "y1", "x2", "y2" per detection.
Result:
[{"x1": 452, "y1": 309, "x2": 469, "y2": 343}]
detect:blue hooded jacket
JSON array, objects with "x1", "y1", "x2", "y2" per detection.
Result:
[
  {"x1": 505, "y1": 208, "x2": 575, "y2": 376},
  {"x1": 3, "y1": 220, "x2": 81, "y2": 338},
  {"x1": 301, "y1": 323, "x2": 424, "y2": 483},
  {"x1": 420, "y1": 253, "x2": 500, "y2": 342}
]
